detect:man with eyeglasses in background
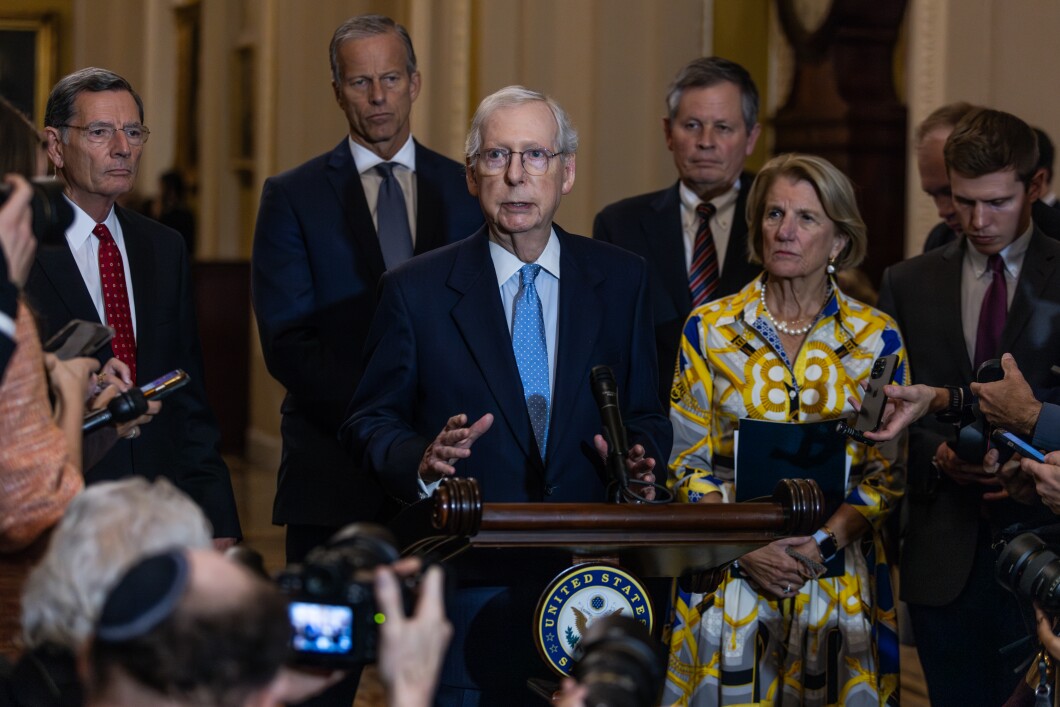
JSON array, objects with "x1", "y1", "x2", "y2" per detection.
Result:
[
  {"x1": 344, "y1": 85, "x2": 670, "y2": 705},
  {"x1": 24, "y1": 67, "x2": 241, "y2": 549}
]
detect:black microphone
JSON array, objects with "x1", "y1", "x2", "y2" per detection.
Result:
[
  {"x1": 83, "y1": 388, "x2": 149, "y2": 434},
  {"x1": 590, "y1": 365, "x2": 629, "y2": 492}
]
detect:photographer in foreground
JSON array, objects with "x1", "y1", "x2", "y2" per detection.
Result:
[{"x1": 85, "y1": 547, "x2": 450, "y2": 707}]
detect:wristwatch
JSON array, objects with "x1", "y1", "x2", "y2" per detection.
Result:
[
  {"x1": 813, "y1": 526, "x2": 839, "y2": 562},
  {"x1": 935, "y1": 385, "x2": 964, "y2": 424}
]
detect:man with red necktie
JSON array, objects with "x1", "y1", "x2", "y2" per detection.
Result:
[{"x1": 24, "y1": 67, "x2": 241, "y2": 548}]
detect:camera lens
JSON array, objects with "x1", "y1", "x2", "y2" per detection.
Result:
[
  {"x1": 996, "y1": 533, "x2": 1060, "y2": 613},
  {"x1": 572, "y1": 615, "x2": 665, "y2": 707},
  {"x1": 0, "y1": 178, "x2": 74, "y2": 246}
]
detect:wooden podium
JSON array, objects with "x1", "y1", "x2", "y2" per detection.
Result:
[
  {"x1": 393, "y1": 476, "x2": 825, "y2": 678},
  {"x1": 395, "y1": 476, "x2": 825, "y2": 578}
]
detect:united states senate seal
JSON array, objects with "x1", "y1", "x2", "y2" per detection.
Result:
[{"x1": 533, "y1": 563, "x2": 654, "y2": 675}]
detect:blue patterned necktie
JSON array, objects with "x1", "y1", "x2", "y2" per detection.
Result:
[
  {"x1": 512, "y1": 263, "x2": 550, "y2": 457},
  {"x1": 375, "y1": 162, "x2": 414, "y2": 268}
]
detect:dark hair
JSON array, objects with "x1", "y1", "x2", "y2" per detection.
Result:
[
  {"x1": 0, "y1": 94, "x2": 43, "y2": 177},
  {"x1": 666, "y1": 56, "x2": 759, "y2": 129},
  {"x1": 945, "y1": 108, "x2": 1039, "y2": 186},
  {"x1": 1034, "y1": 127, "x2": 1055, "y2": 182},
  {"x1": 915, "y1": 101, "x2": 977, "y2": 144},
  {"x1": 329, "y1": 14, "x2": 417, "y2": 85},
  {"x1": 45, "y1": 67, "x2": 144, "y2": 142},
  {"x1": 90, "y1": 575, "x2": 290, "y2": 707}
]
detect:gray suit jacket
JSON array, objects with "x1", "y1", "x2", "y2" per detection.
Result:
[{"x1": 878, "y1": 228, "x2": 1060, "y2": 605}]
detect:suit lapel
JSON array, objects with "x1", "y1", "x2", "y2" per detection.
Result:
[
  {"x1": 33, "y1": 240, "x2": 101, "y2": 326},
  {"x1": 414, "y1": 141, "x2": 448, "y2": 254},
  {"x1": 647, "y1": 184, "x2": 690, "y2": 316},
  {"x1": 116, "y1": 207, "x2": 155, "y2": 341},
  {"x1": 719, "y1": 173, "x2": 754, "y2": 293},
  {"x1": 941, "y1": 239, "x2": 974, "y2": 382},
  {"x1": 548, "y1": 228, "x2": 603, "y2": 457},
  {"x1": 1003, "y1": 228, "x2": 1057, "y2": 353},
  {"x1": 448, "y1": 229, "x2": 537, "y2": 461},
  {"x1": 325, "y1": 140, "x2": 387, "y2": 282}
]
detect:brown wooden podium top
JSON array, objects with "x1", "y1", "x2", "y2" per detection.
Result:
[{"x1": 396, "y1": 477, "x2": 824, "y2": 577}]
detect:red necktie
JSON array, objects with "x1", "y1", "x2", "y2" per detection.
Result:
[
  {"x1": 973, "y1": 253, "x2": 1007, "y2": 370},
  {"x1": 93, "y1": 223, "x2": 137, "y2": 383},
  {"x1": 689, "y1": 202, "x2": 719, "y2": 307}
]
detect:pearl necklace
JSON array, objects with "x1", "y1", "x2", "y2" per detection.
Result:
[{"x1": 759, "y1": 280, "x2": 832, "y2": 336}]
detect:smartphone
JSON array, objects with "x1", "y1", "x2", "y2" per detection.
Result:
[
  {"x1": 991, "y1": 428, "x2": 1047, "y2": 463},
  {"x1": 140, "y1": 369, "x2": 190, "y2": 400},
  {"x1": 854, "y1": 354, "x2": 900, "y2": 432},
  {"x1": 43, "y1": 320, "x2": 114, "y2": 360}
]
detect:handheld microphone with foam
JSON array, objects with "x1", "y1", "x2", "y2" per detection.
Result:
[
  {"x1": 83, "y1": 388, "x2": 149, "y2": 434},
  {"x1": 590, "y1": 365, "x2": 629, "y2": 494}
]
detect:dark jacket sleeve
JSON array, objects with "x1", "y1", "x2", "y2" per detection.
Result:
[{"x1": 340, "y1": 270, "x2": 429, "y2": 504}]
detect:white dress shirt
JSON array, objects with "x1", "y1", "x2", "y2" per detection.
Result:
[
  {"x1": 349, "y1": 135, "x2": 418, "y2": 244},
  {"x1": 679, "y1": 178, "x2": 741, "y2": 274},
  {"x1": 64, "y1": 197, "x2": 138, "y2": 338},
  {"x1": 960, "y1": 225, "x2": 1031, "y2": 362}
]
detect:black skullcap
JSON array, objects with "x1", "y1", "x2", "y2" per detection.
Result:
[{"x1": 96, "y1": 549, "x2": 189, "y2": 642}]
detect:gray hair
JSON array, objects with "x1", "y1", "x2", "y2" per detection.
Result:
[
  {"x1": 665, "y1": 56, "x2": 759, "y2": 129},
  {"x1": 329, "y1": 14, "x2": 417, "y2": 85},
  {"x1": 21, "y1": 478, "x2": 212, "y2": 649},
  {"x1": 44, "y1": 67, "x2": 144, "y2": 142},
  {"x1": 465, "y1": 85, "x2": 578, "y2": 164}
]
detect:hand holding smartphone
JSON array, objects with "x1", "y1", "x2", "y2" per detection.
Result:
[{"x1": 991, "y1": 428, "x2": 1047, "y2": 464}]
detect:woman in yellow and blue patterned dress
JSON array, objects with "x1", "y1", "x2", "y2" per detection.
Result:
[{"x1": 663, "y1": 154, "x2": 908, "y2": 707}]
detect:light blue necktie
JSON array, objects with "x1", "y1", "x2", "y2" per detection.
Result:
[
  {"x1": 375, "y1": 162, "x2": 414, "y2": 268},
  {"x1": 512, "y1": 264, "x2": 550, "y2": 457}
]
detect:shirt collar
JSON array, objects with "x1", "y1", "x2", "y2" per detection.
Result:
[
  {"x1": 489, "y1": 228, "x2": 562, "y2": 286},
  {"x1": 349, "y1": 134, "x2": 417, "y2": 175},
  {"x1": 64, "y1": 195, "x2": 117, "y2": 250},
  {"x1": 678, "y1": 176, "x2": 740, "y2": 214},
  {"x1": 964, "y1": 222, "x2": 1033, "y2": 279}
]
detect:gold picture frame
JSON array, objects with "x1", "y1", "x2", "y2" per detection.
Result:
[{"x1": 0, "y1": 14, "x2": 58, "y2": 125}]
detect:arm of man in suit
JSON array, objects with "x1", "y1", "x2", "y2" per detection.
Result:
[
  {"x1": 252, "y1": 177, "x2": 355, "y2": 405},
  {"x1": 616, "y1": 261, "x2": 672, "y2": 491},
  {"x1": 341, "y1": 271, "x2": 433, "y2": 504},
  {"x1": 169, "y1": 240, "x2": 241, "y2": 543}
]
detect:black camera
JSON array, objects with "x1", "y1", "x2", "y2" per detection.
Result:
[
  {"x1": 275, "y1": 523, "x2": 414, "y2": 667},
  {"x1": 0, "y1": 177, "x2": 73, "y2": 246},
  {"x1": 570, "y1": 615, "x2": 666, "y2": 707},
  {"x1": 996, "y1": 532, "x2": 1060, "y2": 613}
]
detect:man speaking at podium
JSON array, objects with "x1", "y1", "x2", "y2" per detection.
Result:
[{"x1": 343, "y1": 86, "x2": 671, "y2": 704}]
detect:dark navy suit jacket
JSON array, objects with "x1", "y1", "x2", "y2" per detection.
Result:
[
  {"x1": 25, "y1": 207, "x2": 241, "y2": 538},
  {"x1": 342, "y1": 226, "x2": 671, "y2": 506},
  {"x1": 593, "y1": 175, "x2": 761, "y2": 404},
  {"x1": 878, "y1": 228, "x2": 1060, "y2": 605},
  {"x1": 252, "y1": 139, "x2": 482, "y2": 528}
]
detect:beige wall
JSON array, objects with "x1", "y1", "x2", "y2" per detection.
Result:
[
  {"x1": 60, "y1": 0, "x2": 1060, "y2": 471},
  {"x1": 905, "y1": 0, "x2": 1060, "y2": 256}
]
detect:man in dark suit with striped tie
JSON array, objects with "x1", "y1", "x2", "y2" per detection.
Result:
[{"x1": 594, "y1": 56, "x2": 763, "y2": 405}]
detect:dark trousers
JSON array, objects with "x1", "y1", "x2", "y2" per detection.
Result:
[
  {"x1": 434, "y1": 584, "x2": 555, "y2": 707},
  {"x1": 907, "y1": 523, "x2": 1029, "y2": 707},
  {"x1": 286, "y1": 524, "x2": 362, "y2": 707}
]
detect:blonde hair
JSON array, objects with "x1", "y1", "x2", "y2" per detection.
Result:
[{"x1": 746, "y1": 153, "x2": 867, "y2": 270}]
